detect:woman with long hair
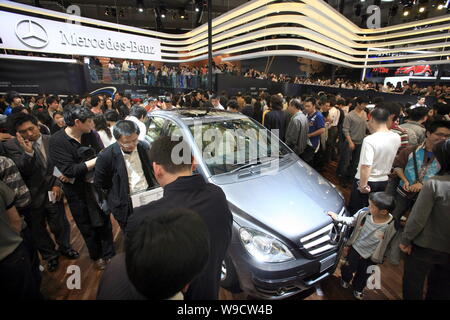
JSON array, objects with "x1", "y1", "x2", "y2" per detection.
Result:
[
  {"x1": 101, "y1": 97, "x2": 115, "y2": 113},
  {"x1": 94, "y1": 114, "x2": 115, "y2": 148}
]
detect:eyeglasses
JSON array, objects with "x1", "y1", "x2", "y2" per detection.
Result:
[{"x1": 118, "y1": 140, "x2": 139, "y2": 148}]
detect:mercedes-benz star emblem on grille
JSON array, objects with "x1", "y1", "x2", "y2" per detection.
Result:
[
  {"x1": 15, "y1": 19, "x2": 49, "y2": 48},
  {"x1": 329, "y1": 224, "x2": 340, "y2": 245}
]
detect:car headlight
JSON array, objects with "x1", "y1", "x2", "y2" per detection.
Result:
[{"x1": 239, "y1": 227, "x2": 294, "y2": 263}]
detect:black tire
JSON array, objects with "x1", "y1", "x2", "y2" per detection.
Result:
[{"x1": 220, "y1": 255, "x2": 242, "y2": 293}]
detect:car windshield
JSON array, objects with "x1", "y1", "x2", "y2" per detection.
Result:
[{"x1": 188, "y1": 118, "x2": 291, "y2": 176}]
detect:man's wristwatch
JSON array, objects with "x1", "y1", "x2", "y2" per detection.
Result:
[{"x1": 358, "y1": 183, "x2": 371, "y2": 193}]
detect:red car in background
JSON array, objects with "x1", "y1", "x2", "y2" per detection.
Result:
[{"x1": 395, "y1": 64, "x2": 433, "y2": 76}]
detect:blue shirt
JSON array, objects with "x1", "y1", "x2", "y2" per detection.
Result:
[
  {"x1": 3, "y1": 105, "x2": 12, "y2": 116},
  {"x1": 307, "y1": 111, "x2": 325, "y2": 149},
  {"x1": 399, "y1": 146, "x2": 440, "y2": 188}
]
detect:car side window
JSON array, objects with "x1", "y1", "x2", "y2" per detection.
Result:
[
  {"x1": 146, "y1": 116, "x2": 166, "y2": 144},
  {"x1": 166, "y1": 121, "x2": 184, "y2": 140}
]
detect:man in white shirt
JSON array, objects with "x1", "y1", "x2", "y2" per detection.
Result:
[
  {"x1": 325, "y1": 99, "x2": 340, "y2": 163},
  {"x1": 210, "y1": 95, "x2": 224, "y2": 110},
  {"x1": 121, "y1": 60, "x2": 130, "y2": 84},
  {"x1": 411, "y1": 96, "x2": 428, "y2": 109},
  {"x1": 125, "y1": 106, "x2": 147, "y2": 143},
  {"x1": 94, "y1": 120, "x2": 154, "y2": 231},
  {"x1": 348, "y1": 107, "x2": 401, "y2": 214}
]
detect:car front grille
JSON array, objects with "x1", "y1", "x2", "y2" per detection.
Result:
[{"x1": 299, "y1": 207, "x2": 346, "y2": 257}]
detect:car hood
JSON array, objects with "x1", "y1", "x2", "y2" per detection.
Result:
[{"x1": 214, "y1": 160, "x2": 344, "y2": 241}]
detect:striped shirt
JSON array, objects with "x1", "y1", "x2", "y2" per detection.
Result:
[
  {"x1": 0, "y1": 156, "x2": 31, "y2": 209},
  {"x1": 336, "y1": 209, "x2": 393, "y2": 259},
  {"x1": 391, "y1": 123, "x2": 409, "y2": 152}
]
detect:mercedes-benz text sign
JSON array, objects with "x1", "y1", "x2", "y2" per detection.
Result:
[{"x1": 1, "y1": 11, "x2": 161, "y2": 61}]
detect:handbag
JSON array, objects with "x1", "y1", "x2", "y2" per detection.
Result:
[{"x1": 396, "y1": 149, "x2": 421, "y2": 201}]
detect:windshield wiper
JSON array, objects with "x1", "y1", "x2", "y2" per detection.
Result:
[
  {"x1": 226, "y1": 154, "x2": 288, "y2": 175},
  {"x1": 227, "y1": 161, "x2": 263, "y2": 174}
]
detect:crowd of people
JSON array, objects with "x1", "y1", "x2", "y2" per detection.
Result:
[
  {"x1": 244, "y1": 67, "x2": 450, "y2": 97},
  {"x1": 0, "y1": 89, "x2": 234, "y2": 300},
  {"x1": 6, "y1": 48, "x2": 450, "y2": 97},
  {"x1": 241, "y1": 90, "x2": 450, "y2": 300},
  {"x1": 82, "y1": 54, "x2": 450, "y2": 98},
  {"x1": 88, "y1": 58, "x2": 239, "y2": 89},
  {"x1": 0, "y1": 85, "x2": 449, "y2": 301}
]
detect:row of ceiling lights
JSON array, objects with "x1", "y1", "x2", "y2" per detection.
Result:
[
  {"x1": 136, "y1": 0, "x2": 203, "y2": 19},
  {"x1": 401, "y1": 0, "x2": 449, "y2": 17},
  {"x1": 356, "y1": 0, "x2": 448, "y2": 17}
]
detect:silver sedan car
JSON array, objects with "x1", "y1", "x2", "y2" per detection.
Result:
[{"x1": 145, "y1": 109, "x2": 349, "y2": 299}]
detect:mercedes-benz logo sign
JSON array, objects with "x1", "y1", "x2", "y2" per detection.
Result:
[
  {"x1": 329, "y1": 224, "x2": 341, "y2": 245},
  {"x1": 15, "y1": 19, "x2": 49, "y2": 48}
]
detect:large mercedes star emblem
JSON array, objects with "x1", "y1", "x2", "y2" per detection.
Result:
[
  {"x1": 15, "y1": 19, "x2": 49, "y2": 48},
  {"x1": 329, "y1": 224, "x2": 340, "y2": 245}
]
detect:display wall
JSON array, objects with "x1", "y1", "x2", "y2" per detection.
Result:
[
  {"x1": 0, "y1": 58, "x2": 440, "y2": 107},
  {"x1": 0, "y1": 58, "x2": 85, "y2": 95}
]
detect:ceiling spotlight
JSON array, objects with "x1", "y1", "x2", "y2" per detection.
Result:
[
  {"x1": 137, "y1": 0, "x2": 144, "y2": 13},
  {"x1": 179, "y1": 8, "x2": 187, "y2": 19},
  {"x1": 195, "y1": 7, "x2": 200, "y2": 12},
  {"x1": 403, "y1": 10, "x2": 409, "y2": 16},
  {"x1": 438, "y1": 4, "x2": 444, "y2": 9},
  {"x1": 159, "y1": 6, "x2": 167, "y2": 18},
  {"x1": 419, "y1": 6, "x2": 426, "y2": 12}
]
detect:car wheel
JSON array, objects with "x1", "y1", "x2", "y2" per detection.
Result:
[
  {"x1": 220, "y1": 255, "x2": 242, "y2": 293},
  {"x1": 424, "y1": 72, "x2": 430, "y2": 77},
  {"x1": 409, "y1": 71, "x2": 414, "y2": 76}
]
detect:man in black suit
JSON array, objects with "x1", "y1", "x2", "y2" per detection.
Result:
[
  {"x1": 49, "y1": 106, "x2": 115, "y2": 270},
  {"x1": 94, "y1": 120, "x2": 154, "y2": 231},
  {"x1": 126, "y1": 136, "x2": 232, "y2": 300},
  {"x1": 4, "y1": 114, "x2": 78, "y2": 272}
]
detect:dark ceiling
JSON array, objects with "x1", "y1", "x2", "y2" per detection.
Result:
[{"x1": 10, "y1": 0, "x2": 450, "y2": 32}]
